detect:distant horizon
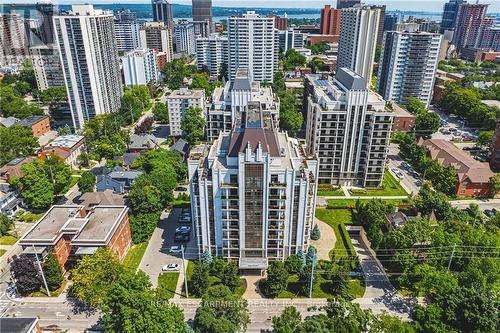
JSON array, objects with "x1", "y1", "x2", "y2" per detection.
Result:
[{"x1": 2, "y1": 1, "x2": 500, "y2": 12}]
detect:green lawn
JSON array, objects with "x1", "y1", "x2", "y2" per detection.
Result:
[
  {"x1": 0, "y1": 249, "x2": 6, "y2": 257},
  {"x1": 0, "y1": 235, "x2": 18, "y2": 245},
  {"x1": 326, "y1": 198, "x2": 409, "y2": 209},
  {"x1": 277, "y1": 274, "x2": 365, "y2": 299},
  {"x1": 14, "y1": 211, "x2": 44, "y2": 223},
  {"x1": 158, "y1": 272, "x2": 180, "y2": 299},
  {"x1": 317, "y1": 184, "x2": 345, "y2": 197},
  {"x1": 315, "y1": 209, "x2": 356, "y2": 261},
  {"x1": 30, "y1": 280, "x2": 67, "y2": 297},
  {"x1": 122, "y1": 242, "x2": 149, "y2": 271},
  {"x1": 348, "y1": 171, "x2": 407, "y2": 197}
]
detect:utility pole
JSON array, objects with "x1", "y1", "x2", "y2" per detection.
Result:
[
  {"x1": 181, "y1": 245, "x2": 188, "y2": 298},
  {"x1": 447, "y1": 244, "x2": 457, "y2": 271},
  {"x1": 308, "y1": 260, "x2": 315, "y2": 298},
  {"x1": 32, "y1": 245, "x2": 51, "y2": 296}
]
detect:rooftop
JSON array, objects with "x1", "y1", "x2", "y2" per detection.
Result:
[
  {"x1": 17, "y1": 115, "x2": 48, "y2": 128},
  {"x1": 335, "y1": 67, "x2": 367, "y2": 90},
  {"x1": 0, "y1": 317, "x2": 39, "y2": 333},
  {"x1": 168, "y1": 87, "x2": 204, "y2": 99},
  {"x1": 481, "y1": 100, "x2": 500, "y2": 109},
  {"x1": 0, "y1": 116, "x2": 20, "y2": 128},
  {"x1": 48, "y1": 134, "x2": 84, "y2": 150}
]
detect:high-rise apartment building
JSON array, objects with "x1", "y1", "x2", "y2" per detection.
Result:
[
  {"x1": 152, "y1": 0, "x2": 174, "y2": 28},
  {"x1": 0, "y1": 12, "x2": 29, "y2": 66},
  {"x1": 384, "y1": 13, "x2": 398, "y2": 32},
  {"x1": 167, "y1": 87, "x2": 205, "y2": 136},
  {"x1": 337, "y1": 6, "x2": 381, "y2": 84},
  {"x1": 122, "y1": 49, "x2": 159, "y2": 87},
  {"x1": 114, "y1": 9, "x2": 142, "y2": 53},
  {"x1": 30, "y1": 44, "x2": 64, "y2": 91},
  {"x1": 337, "y1": 0, "x2": 361, "y2": 10},
  {"x1": 440, "y1": 0, "x2": 466, "y2": 34},
  {"x1": 377, "y1": 31, "x2": 442, "y2": 108},
  {"x1": 453, "y1": 3, "x2": 492, "y2": 51},
  {"x1": 188, "y1": 105, "x2": 318, "y2": 266},
  {"x1": 35, "y1": 1, "x2": 56, "y2": 45},
  {"x1": 269, "y1": 15, "x2": 288, "y2": 31},
  {"x1": 304, "y1": 68, "x2": 393, "y2": 188},
  {"x1": 54, "y1": 5, "x2": 122, "y2": 130},
  {"x1": 206, "y1": 68, "x2": 280, "y2": 141},
  {"x1": 373, "y1": 5, "x2": 386, "y2": 47},
  {"x1": 196, "y1": 33, "x2": 228, "y2": 78},
  {"x1": 481, "y1": 27, "x2": 500, "y2": 51},
  {"x1": 139, "y1": 21, "x2": 173, "y2": 62},
  {"x1": 192, "y1": 0, "x2": 212, "y2": 22},
  {"x1": 320, "y1": 5, "x2": 341, "y2": 35},
  {"x1": 227, "y1": 11, "x2": 279, "y2": 82},
  {"x1": 278, "y1": 28, "x2": 305, "y2": 53},
  {"x1": 174, "y1": 20, "x2": 196, "y2": 56}
]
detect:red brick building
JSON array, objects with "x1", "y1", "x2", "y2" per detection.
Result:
[
  {"x1": 18, "y1": 115, "x2": 50, "y2": 138},
  {"x1": 19, "y1": 205, "x2": 131, "y2": 270},
  {"x1": 419, "y1": 138, "x2": 496, "y2": 197},
  {"x1": 320, "y1": 5, "x2": 341, "y2": 35},
  {"x1": 391, "y1": 103, "x2": 416, "y2": 132},
  {"x1": 309, "y1": 34, "x2": 340, "y2": 45},
  {"x1": 269, "y1": 15, "x2": 288, "y2": 31}
]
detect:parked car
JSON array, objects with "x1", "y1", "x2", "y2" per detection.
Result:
[
  {"x1": 483, "y1": 209, "x2": 495, "y2": 218},
  {"x1": 174, "y1": 234, "x2": 190, "y2": 242},
  {"x1": 176, "y1": 186, "x2": 187, "y2": 192},
  {"x1": 401, "y1": 161, "x2": 410, "y2": 169},
  {"x1": 169, "y1": 246, "x2": 183, "y2": 253},
  {"x1": 162, "y1": 263, "x2": 180, "y2": 271},
  {"x1": 176, "y1": 226, "x2": 191, "y2": 234}
]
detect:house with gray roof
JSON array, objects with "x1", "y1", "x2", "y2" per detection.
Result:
[
  {"x1": 128, "y1": 134, "x2": 160, "y2": 152},
  {"x1": 96, "y1": 168, "x2": 143, "y2": 193}
]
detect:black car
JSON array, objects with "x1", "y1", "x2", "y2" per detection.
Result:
[
  {"x1": 483, "y1": 209, "x2": 495, "y2": 218},
  {"x1": 175, "y1": 234, "x2": 190, "y2": 242}
]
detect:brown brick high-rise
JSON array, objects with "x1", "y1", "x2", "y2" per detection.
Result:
[{"x1": 320, "y1": 5, "x2": 341, "y2": 35}]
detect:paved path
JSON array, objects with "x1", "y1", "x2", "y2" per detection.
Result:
[
  {"x1": 450, "y1": 198, "x2": 500, "y2": 210},
  {"x1": 322, "y1": 195, "x2": 408, "y2": 200},
  {"x1": 242, "y1": 275, "x2": 265, "y2": 299},
  {"x1": 310, "y1": 218, "x2": 336, "y2": 260}
]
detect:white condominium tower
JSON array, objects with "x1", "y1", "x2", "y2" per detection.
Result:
[
  {"x1": 54, "y1": 4, "x2": 122, "y2": 129},
  {"x1": 167, "y1": 87, "x2": 206, "y2": 137},
  {"x1": 304, "y1": 68, "x2": 393, "y2": 188},
  {"x1": 139, "y1": 21, "x2": 173, "y2": 62},
  {"x1": 114, "y1": 9, "x2": 141, "y2": 53},
  {"x1": 206, "y1": 68, "x2": 280, "y2": 142},
  {"x1": 122, "y1": 49, "x2": 159, "y2": 87},
  {"x1": 377, "y1": 31, "x2": 442, "y2": 108},
  {"x1": 227, "y1": 11, "x2": 279, "y2": 82},
  {"x1": 174, "y1": 20, "x2": 196, "y2": 56},
  {"x1": 337, "y1": 5, "x2": 381, "y2": 84},
  {"x1": 196, "y1": 33, "x2": 228, "y2": 78},
  {"x1": 188, "y1": 105, "x2": 318, "y2": 269}
]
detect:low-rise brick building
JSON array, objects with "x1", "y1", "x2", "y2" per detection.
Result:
[
  {"x1": 19, "y1": 205, "x2": 131, "y2": 270},
  {"x1": 17, "y1": 115, "x2": 50, "y2": 138},
  {"x1": 38, "y1": 134, "x2": 85, "y2": 169},
  {"x1": 391, "y1": 103, "x2": 416, "y2": 132}
]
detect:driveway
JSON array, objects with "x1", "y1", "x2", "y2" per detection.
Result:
[
  {"x1": 310, "y1": 218, "x2": 336, "y2": 260},
  {"x1": 138, "y1": 209, "x2": 196, "y2": 289},
  {"x1": 387, "y1": 144, "x2": 421, "y2": 195}
]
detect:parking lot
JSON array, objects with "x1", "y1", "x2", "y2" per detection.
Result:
[{"x1": 387, "y1": 144, "x2": 421, "y2": 195}]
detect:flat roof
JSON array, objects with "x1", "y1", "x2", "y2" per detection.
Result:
[
  {"x1": 49, "y1": 134, "x2": 84, "y2": 149},
  {"x1": 0, "y1": 317, "x2": 38, "y2": 333},
  {"x1": 72, "y1": 206, "x2": 127, "y2": 243}
]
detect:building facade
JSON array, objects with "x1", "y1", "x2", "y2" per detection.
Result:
[
  {"x1": 206, "y1": 68, "x2": 280, "y2": 141},
  {"x1": 0, "y1": 12, "x2": 29, "y2": 66},
  {"x1": 174, "y1": 20, "x2": 196, "y2": 56},
  {"x1": 188, "y1": 106, "x2": 318, "y2": 268},
  {"x1": 30, "y1": 44, "x2": 64, "y2": 91},
  {"x1": 167, "y1": 87, "x2": 206, "y2": 136},
  {"x1": 196, "y1": 33, "x2": 228, "y2": 77},
  {"x1": 139, "y1": 21, "x2": 174, "y2": 62},
  {"x1": 440, "y1": 0, "x2": 466, "y2": 34},
  {"x1": 152, "y1": 0, "x2": 174, "y2": 28},
  {"x1": 192, "y1": 0, "x2": 212, "y2": 22},
  {"x1": 377, "y1": 31, "x2": 442, "y2": 108},
  {"x1": 54, "y1": 5, "x2": 122, "y2": 129},
  {"x1": 337, "y1": 0, "x2": 361, "y2": 10},
  {"x1": 337, "y1": 6, "x2": 381, "y2": 84},
  {"x1": 114, "y1": 9, "x2": 141, "y2": 53},
  {"x1": 320, "y1": 5, "x2": 341, "y2": 35},
  {"x1": 278, "y1": 28, "x2": 305, "y2": 53},
  {"x1": 122, "y1": 49, "x2": 159, "y2": 87},
  {"x1": 304, "y1": 68, "x2": 393, "y2": 188},
  {"x1": 227, "y1": 11, "x2": 279, "y2": 82},
  {"x1": 453, "y1": 3, "x2": 492, "y2": 52}
]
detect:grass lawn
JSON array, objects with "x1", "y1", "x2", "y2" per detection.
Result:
[
  {"x1": 171, "y1": 200, "x2": 190, "y2": 208},
  {"x1": 317, "y1": 184, "x2": 345, "y2": 197},
  {"x1": 277, "y1": 274, "x2": 365, "y2": 299},
  {"x1": 326, "y1": 198, "x2": 409, "y2": 209},
  {"x1": 0, "y1": 249, "x2": 6, "y2": 257},
  {"x1": 348, "y1": 171, "x2": 407, "y2": 197},
  {"x1": 69, "y1": 176, "x2": 79, "y2": 188},
  {"x1": 30, "y1": 280, "x2": 67, "y2": 297},
  {"x1": 315, "y1": 209, "x2": 356, "y2": 261},
  {"x1": 158, "y1": 272, "x2": 180, "y2": 299},
  {"x1": 122, "y1": 242, "x2": 149, "y2": 271},
  {"x1": 0, "y1": 235, "x2": 18, "y2": 245},
  {"x1": 15, "y1": 211, "x2": 44, "y2": 223}
]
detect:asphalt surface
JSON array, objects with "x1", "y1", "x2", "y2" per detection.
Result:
[{"x1": 386, "y1": 144, "x2": 421, "y2": 195}]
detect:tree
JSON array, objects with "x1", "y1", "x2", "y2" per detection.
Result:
[
  {"x1": 152, "y1": 102, "x2": 169, "y2": 123},
  {"x1": 190, "y1": 72, "x2": 213, "y2": 95},
  {"x1": 83, "y1": 114, "x2": 129, "y2": 160},
  {"x1": 78, "y1": 171, "x2": 96, "y2": 193},
  {"x1": 311, "y1": 224, "x2": 321, "y2": 240},
  {"x1": 193, "y1": 285, "x2": 250, "y2": 333},
  {"x1": 0, "y1": 214, "x2": 13, "y2": 236},
  {"x1": 279, "y1": 109, "x2": 303, "y2": 137},
  {"x1": 101, "y1": 270, "x2": 187, "y2": 333},
  {"x1": 283, "y1": 49, "x2": 307, "y2": 71},
  {"x1": 284, "y1": 254, "x2": 303, "y2": 274},
  {"x1": 10, "y1": 254, "x2": 41, "y2": 295},
  {"x1": 477, "y1": 130, "x2": 494, "y2": 148},
  {"x1": 307, "y1": 41, "x2": 330, "y2": 55},
  {"x1": 0, "y1": 126, "x2": 38, "y2": 166},
  {"x1": 272, "y1": 306, "x2": 302, "y2": 333},
  {"x1": 39, "y1": 86, "x2": 67, "y2": 110},
  {"x1": 262, "y1": 261, "x2": 289, "y2": 297},
  {"x1": 490, "y1": 173, "x2": 500, "y2": 194},
  {"x1": 71, "y1": 248, "x2": 123, "y2": 307},
  {"x1": 370, "y1": 312, "x2": 415, "y2": 333},
  {"x1": 129, "y1": 211, "x2": 161, "y2": 243},
  {"x1": 162, "y1": 59, "x2": 189, "y2": 90},
  {"x1": 306, "y1": 246, "x2": 317, "y2": 266},
  {"x1": 221, "y1": 261, "x2": 240, "y2": 292},
  {"x1": 298, "y1": 264, "x2": 313, "y2": 296},
  {"x1": 210, "y1": 257, "x2": 226, "y2": 279},
  {"x1": 127, "y1": 185, "x2": 163, "y2": 214},
  {"x1": 181, "y1": 107, "x2": 206, "y2": 145},
  {"x1": 404, "y1": 97, "x2": 426, "y2": 115},
  {"x1": 331, "y1": 272, "x2": 351, "y2": 300},
  {"x1": 42, "y1": 252, "x2": 63, "y2": 291},
  {"x1": 201, "y1": 249, "x2": 213, "y2": 265},
  {"x1": 415, "y1": 112, "x2": 440, "y2": 137},
  {"x1": 272, "y1": 70, "x2": 285, "y2": 94},
  {"x1": 190, "y1": 262, "x2": 210, "y2": 297},
  {"x1": 18, "y1": 161, "x2": 54, "y2": 209}
]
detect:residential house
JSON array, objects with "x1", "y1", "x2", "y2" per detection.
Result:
[
  {"x1": 17, "y1": 115, "x2": 51, "y2": 138},
  {"x1": 169, "y1": 138, "x2": 189, "y2": 160},
  {"x1": 418, "y1": 138, "x2": 496, "y2": 197},
  {"x1": 391, "y1": 103, "x2": 416, "y2": 132},
  {"x1": 38, "y1": 135, "x2": 85, "y2": 169},
  {"x1": 0, "y1": 157, "x2": 35, "y2": 181},
  {"x1": 128, "y1": 134, "x2": 160, "y2": 153},
  {"x1": 0, "y1": 183, "x2": 24, "y2": 218},
  {"x1": 95, "y1": 167, "x2": 143, "y2": 193},
  {"x1": 19, "y1": 205, "x2": 131, "y2": 269},
  {"x1": 0, "y1": 117, "x2": 20, "y2": 128}
]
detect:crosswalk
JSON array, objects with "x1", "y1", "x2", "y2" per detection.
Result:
[{"x1": 0, "y1": 298, "x2": 11, "y2": 317}]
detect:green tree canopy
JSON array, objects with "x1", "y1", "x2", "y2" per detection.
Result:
[
  {"x1": 42, "y1": 252, "x2": 64, "y2": 291},
  {"x1": 181, "y1": 106, "x2": 206, "y2": 145},
  {"x1": 78, "y1": 171, "x2": 96, "y2": 193},
  {"x1": 152, "y1": 102, "x2": 169, "y2": 123},
  {"x1": 262, "y1": 261, "x2": 289, "y2": 297},
  {"x1": 272, "y1": 306, "x2": 302, "y2": 333},
  {"x1": 0, "y1": 125, "x2": 38, "y2": 166}
]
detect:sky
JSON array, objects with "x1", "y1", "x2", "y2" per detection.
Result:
[{"x1": 3, "y1": 1, "x2": 500, "y2": 12}]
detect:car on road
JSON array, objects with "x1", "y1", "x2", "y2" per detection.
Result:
[
  {"x1": 483, "y1": 209, "x2": 495, "y2": 218},
  {"x1": 176, "y1": 186, "x2": 188, "y2": 192},
  {"x1": 400, "y1": 161, "x2": 410, "y2": 169},
  {"x1": 179, "y1": 217, "x2": 191, "y2": 224},
  {"x1": 176, "y1": 226, "x2": 191, "y2": 233},
  {"x1": 162, "y1": 263, "x2": 180, "y2": 271},
  {"x1": 169, "y1": 246, "x2": 183, "y2": 253},
  {"x1": 174, "y1": 234, "x2": 190, "y2": 242}
]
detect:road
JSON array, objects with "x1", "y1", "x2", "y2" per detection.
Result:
[
  {"x1": 450, "y1": 198, "x2": 500, "y2": 211},
  {"x1": 387, "y1": 144, "x2": 421, "y2": 195}
]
